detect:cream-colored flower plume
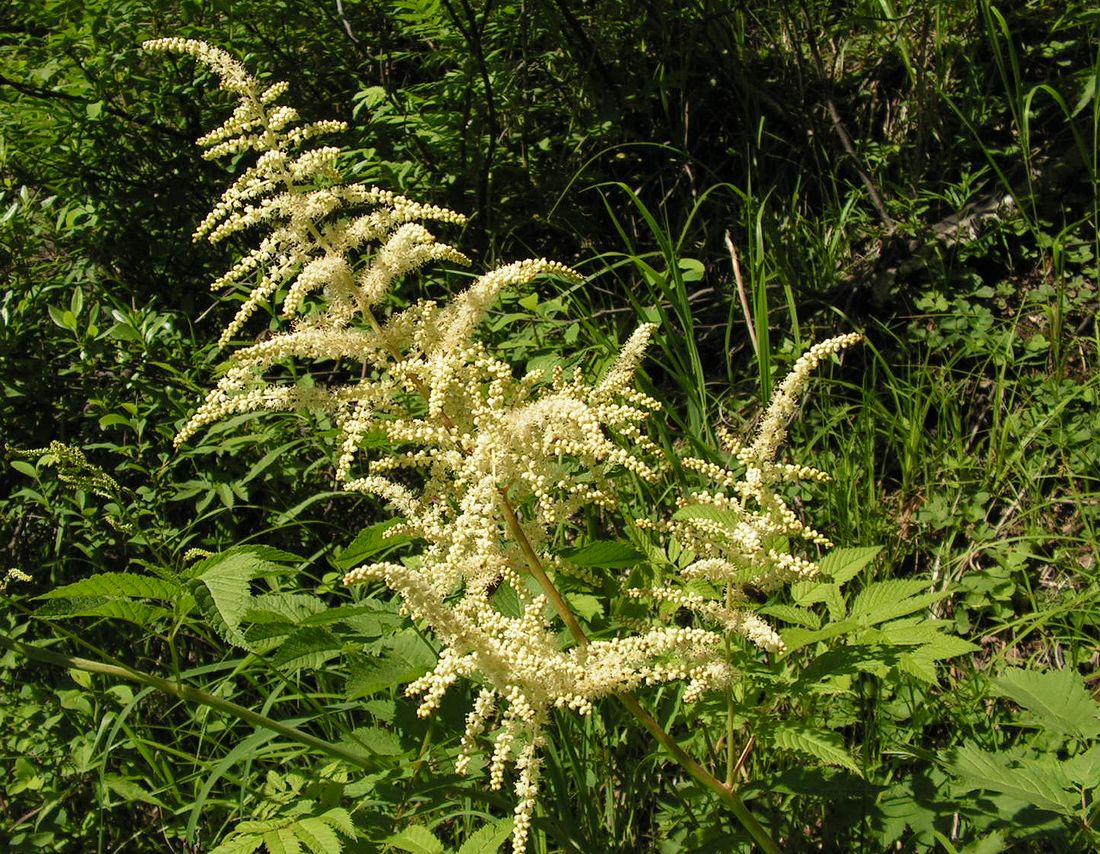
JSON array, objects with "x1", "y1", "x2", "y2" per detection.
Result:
[{"x1": 152, "y1": 37, "x2": 860, "y2": 851}]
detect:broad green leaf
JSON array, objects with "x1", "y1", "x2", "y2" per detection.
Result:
[
  {"x1": 330, "y1": 519, "x2": 411, "y2": 570},
  {"x1": 271, "y1": 626, "x2": 342, "y2": 672},
  {"x1": 1063, "y1": 744, "x2": 1100, "y2": 786},
  {"x1": 316, "y1": 808, "x2": 355, "y2": 838},
  {"x1": 340, "y1": 726, "x2": 406, "y2": 759},
  {"x1": 790, "y1": 580, "x2": 840, "y2": 607},
  {"x1": 492, "y1": 581, "x2": 523, "y2": 618},
  {"x1": 565, "y1": 592, "x2": 602, "y2": 620},
  {"x1": 245, "y1": 593, "x2": 327, "y2": 625},
  {"x1": 670, "y1": 504, "x2": 741, "y2": 529},
  {"x1": 781, "y1": 620, "x2": 859, "y2": 652},
  {"x1": 849, "y1": 580, "x2": 943, "y2": 625},
  {"x1": 194, "y1": 552, "x2": 263, "y2": 647},
  {"x1": 798, "y1": 645, "x2": 898, "y2": 684},
  {"x1": 911, "y1": 630, "x2": 979, "y2": 661},
  {"x1": 757, "y1": 603, "x2": 821, "y2": 630},
  {"x1": 38, "y1": 572, "x2": 181, "y2": 601},
  {"x1": 186, "y1": 546, "x2": 300, "y2": 580},
  {"x1": 992, "y1": 667, "x2": 1100, "y2": 740},
  {"x1": 560, "y1": 540, "x2": 643, "y2": 568},
  {"x1": 957, "y1": 831, "x2": 1008, "y2": 854},
  {"x1": 770, "y1": 722, "x2": 861, "y2": 774},
  {"x1": 677, "y1": 257, "x2": 706, "y2": 282},
  {"x1": 209, "y1": 834, "x2": 265, "y2": 854},
  {"x1": 302, "y1": 600, "x2": 403, "y2": 632},
  {"x1": 345, "y1": 631, "x2": 436, "y2": 699},
  {"x1": 456, "y1": 819, "x2": 514, "y2": 854},
  {"x1": 263, "y1": 826, "x2": 303, "y2": 854},
  {"x1": 293, "y1": 817, "x2": 344, "y2": 854},
  {"x1": 35, "y1": 596, "x2": 171, "y2": 626},
  {"x1": 385, "y1": 825, "x2": 445, "y2": 854},
  {"x1": 10, "y1": 460, "x2": 37, "y2": 477},
  {"x1": 896, "y1": 650, "x2": 939, "y2": 683},
  {"x1": 818, "y1": 546, "x2": 882, "y2": 584},
  {"x1": 947, "y1": 744, "x2": 1078, "y2": 816},
  {"x1": 346, "y1": 658, "x2": 412, "y2": 699}
]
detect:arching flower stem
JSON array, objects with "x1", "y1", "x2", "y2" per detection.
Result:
[{"x1": 497, "y1": 482, "x2": 783, "y2": 853}]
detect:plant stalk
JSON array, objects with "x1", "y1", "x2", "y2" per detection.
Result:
[
  {"x1": 496, "y1": 490, "x2": 782, "y2": 852},
  {"x1": 0, "y1": 633, "x2": 384, "y2": 773},
  {"x1": 619, "y1": 692, "x2": 781, "y2": 854}
]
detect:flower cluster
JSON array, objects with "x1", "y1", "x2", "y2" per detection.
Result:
[
  {"x1": 154, "y1": 39, "x2": 858, "y2": 851},
  {"x1": 635, "y1": 333, "x2": 863, "y2": 655}
]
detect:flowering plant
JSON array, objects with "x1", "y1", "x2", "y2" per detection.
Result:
[{"x1": 127, "y1": 38, "x2": 957, "y2": 853}]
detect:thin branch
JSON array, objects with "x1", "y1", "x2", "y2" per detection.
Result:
[
  {"x1": 725, "y1": 230, "x2": 758, "y2": 358},
  {"x1": 0, "y1": 633, "x2": 384, "y2": 773}
]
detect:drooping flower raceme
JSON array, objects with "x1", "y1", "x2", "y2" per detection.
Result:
[{"x1": 149, "y1": 38, "x2": 859, "y2": 851}]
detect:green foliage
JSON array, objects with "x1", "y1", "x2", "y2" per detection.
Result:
[
  {"x1": 3, "y1": 1, "x2": 1100, "y2": 851},
  {"x1": 942, "y1": 668, "x2": 1100, "y2": 848}
]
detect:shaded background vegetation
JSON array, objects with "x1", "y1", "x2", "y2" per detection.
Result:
[{"x1": 2, "y1": 0, "x2": 1098, "y2": 850}]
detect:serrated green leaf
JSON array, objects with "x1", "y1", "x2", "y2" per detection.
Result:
[
  {"x1": 187, "y1": 546, "x2": 299, "y2": 580},
  {"x1": 263, "y1": 826, "x2": 303, "y2": 854},
  {"x1": 194, "y1": 552, "x2": 259, "y2": 648},
  {"x1": 992, "y1": 667, "x2": 1100, "y2": 740},
  {"x1": 457, "y1": 818, "x2": 514, "y2": 854},
  {"x1": 301, "y1": 600, "x2": 403, "y2": 633},
  {"x1": 316, "y1": 808, "x2": 355, "y2": 838},
  {"x1": 331, "y1": 519, "x2": 411, "y2": 570},
  {"x1": 236, "y1": 819, "x2": 287, "y2": 835},
  {"x1": 385, "y1": 825, "x2": 445, "y2": 854},
  {"x1": 245, "y1": 621, "x2": 295, "y2": 653},
  {"x1": 770, "y1": 722, "x2": 861, "y2": 774},
  {"x1": 671, "y1": 504, "x2": 741, "y2": 529},
  {"x1": 293, "y1": 817, "x2": 344, "y2": 854},
  {"x1": 36, "y1": 596, "x2": 171, "y2": 626},
  {"x1": 559, "y1": 540, "x2": 643, "y2": 569},
  {"x1": 1062, "y1": 744, "x2": 1100, "y2": 787},
  {"x1": 958, "y1": 830, "x2": 1009, "y2": 854},
  {"x1": 790, "y1": 581, "x2": 840, "y2": 607},
  {"x1": 912, "y1": 630, "x2": 979, "y2": 661},
  {"x1": 818, "y1": 546, "x2": 882, "y2": 584},
  {"x1": 245, "y1": 592, "x2": 327, "y2": 625},
  {"x1": 947, "y1": 744, "x2": 1078, "y2": 816},
  {"x1": 341, "y1": 725, "x2": 406, "y2": 758},
  {"x1": 781, "y1": 620, "x2": 859, "y2": 652},
  {"x1": 757, "y1": 603, "x2": 821, "y2": 630},
  {"x1": 345, "y1": 632, "x2": 437, "y2": 700},
  {"x1": 565, "y1": 592, "x2": 602, "y2": 620},
  {"x1": 209, "y1": 833, "x2": 265, "y2": 854},
  {"x1": 271, "y1": 626, "x2": 342, "y2": 672},
  {"x1": 38, "y1": 572, "x2": 181, "y2": 602},
  {"x1": 849, "y1": 580, "x2": 943, "y2": 625},
  {"x1": 798, "y1": 645, "x2": 898, "y2": 684},
  {"x1": 896, "y1": 649, "x2": 940, "y2": 683}
]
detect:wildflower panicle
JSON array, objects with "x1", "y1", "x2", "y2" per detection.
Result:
[{"x1": 152, "y1": 38, "x2": 859, "y2": 851}]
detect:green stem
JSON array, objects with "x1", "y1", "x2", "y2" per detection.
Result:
[
  {"x1": 495, "y1": 490, "x2": 782, "y2": 852},
  {"x1": 496, "y1": 487, "x2": 589, "y2": 649},
  {"x1": 0, "y1": 633, "x2": 384, "y2": 773},
  {"x1": 618, "y1": 693, "x2": 781, "y2": 854}
]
